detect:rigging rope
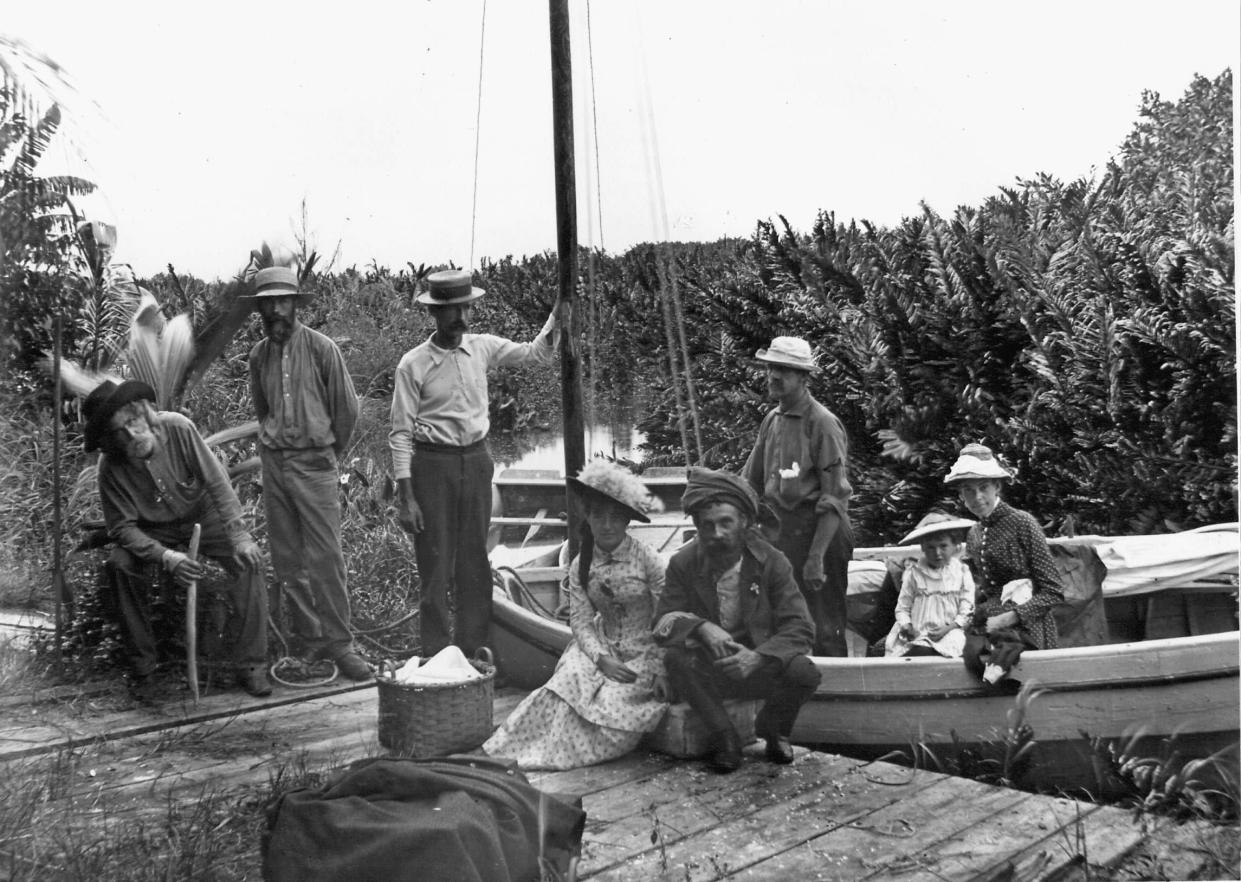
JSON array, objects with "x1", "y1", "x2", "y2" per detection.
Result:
[
  {"x1": 633, "y1": 6, "x2": 703, "y2": 465},
  {"x1": 469, "y1": 0, "x2": 489, "y2": 270},
  {"x1": 583, "y1": 0, "x2": 604, "y2": 428}
]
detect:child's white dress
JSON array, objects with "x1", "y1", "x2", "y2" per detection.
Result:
[{"x1": 884, "y1": 557, "x2": 975, "y2": 658}]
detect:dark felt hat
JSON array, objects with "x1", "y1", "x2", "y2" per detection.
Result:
[{"x1": 82, "y1": 379, "x2": 157, "y2": 452}]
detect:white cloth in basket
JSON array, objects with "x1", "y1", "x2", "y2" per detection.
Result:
[{"x1": 394, "y1": 646, "x2": 485, "y2": 685}]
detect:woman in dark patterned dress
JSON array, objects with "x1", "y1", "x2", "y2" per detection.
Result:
[{"x1": 944, "y1": 443, "x2": 1065, "y2": 683}]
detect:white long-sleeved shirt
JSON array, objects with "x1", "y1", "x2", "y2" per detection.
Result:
[{"x1": 389, "y1": 314, "x2": 556, "y2": 478}]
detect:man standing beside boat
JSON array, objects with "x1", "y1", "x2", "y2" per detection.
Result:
[
  {"x1": 743, "y1": 336, "x2": 854, "y2": 656},
  {"x1": 248, "y1": 265, "x2": 370, "y2": 681},
  {"x1": 653, "y1": 467, "x2": 821, "y2": 773},
  {"x1": 390, "y1": 269, "x2": 559, "y2": 656}
]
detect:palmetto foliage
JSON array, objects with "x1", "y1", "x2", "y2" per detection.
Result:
[
  {"x1": 700, "y1": 71, "x2": 1235, "y2": 540},
  {"x1": 0, "y1": 39, "x2": 98, "y2": 374},
  {"x1": 489, "y1": 71, "x2": 1234, "y2": 542}
]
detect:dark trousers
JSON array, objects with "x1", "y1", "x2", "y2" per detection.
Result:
[
  {"x1": 664, "y1": 645, "x2": 821, "y2": 739},
  {"x1": 411, "y1": 442, "x2": 495, "y2": 656},
  {"x1": 774, "y1": 503, "x2": 853, "y2": 657},
  {"x1": 261, "y1": 446, "x2": 352, "y2": 660},
  {"x1": 108, "y1": 540, "x2": 268, "y2": 678}
]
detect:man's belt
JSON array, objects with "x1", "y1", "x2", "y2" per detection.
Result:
[{"x1": 414, "y1": 438, "x2": 489, "y2": 454}]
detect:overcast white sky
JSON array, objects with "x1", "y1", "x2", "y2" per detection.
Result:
[{"x1": 6, "y1": 0, "x2": 1239, "y2": 280}]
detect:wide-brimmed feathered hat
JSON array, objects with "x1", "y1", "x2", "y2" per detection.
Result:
[
  {"x1": 900, "y1": 511, "x2": 977, "y2": 545},
  {"x1": 943, "y1": 443, "x2": 1014, "y2": 484},
  {"x1": 568, "y1": 459, "x2": 664, "y2": 524},
  {"x1": 416, "y1": 269, "x2": 486, "y2": 307},
  {"x1": 82, "y1": 379, "x2": 157, "y2": 452}
]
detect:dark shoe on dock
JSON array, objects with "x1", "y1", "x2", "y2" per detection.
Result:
[
  {"x1": 764, "y1": 735, "x2": 794, "y2": 765},
  {"x1": 706, "y1": 728, "x2": 743, "y2": 773},
  {"x1": 335, "y1": 652, "x2": 374, "y2": 681},
  {"x1": 236, "y1": 666, "x2": 273, "y2": 697}
]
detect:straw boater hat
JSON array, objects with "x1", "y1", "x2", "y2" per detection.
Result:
[
  {"x1": 943, "y1": 443, "x2": 1014, "y2": 484},
  {"x1": 82, "y1": 379, "x2": 157, "y2": 453},
  {"x1": 416, "y1": 269, "x2": 486, "y2": 307},
  {"x1": 248, "y1": 265, "x2": 314, "y2": 306},
  {"x1": 900, "y1": 511, "x2": 977, "y2": 546},
  {"x1": 755, "y1": 336, "x2": 819, "y2": 374},
  {"x1": 568, "y1": 460, "x2": 665, "y2": 524}
]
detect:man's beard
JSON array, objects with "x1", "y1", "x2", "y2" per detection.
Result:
[{"x1": 265, "y1": 318, "x2": 292, "y2": 341}]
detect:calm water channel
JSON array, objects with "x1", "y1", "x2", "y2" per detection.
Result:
[{"x1": 490, "y1": 422, "x2": 647, "y2": 473}]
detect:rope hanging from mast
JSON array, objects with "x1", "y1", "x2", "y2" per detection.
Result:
[
  {"x1": 633, "y1": 7, "x2": 703, "y2": 465},
  {"x1": 583, "y1": 0, "x2": 604, "y2": 430},
  {"x1": 468, "y1": 0, "x2": 489, "y2": 270}
]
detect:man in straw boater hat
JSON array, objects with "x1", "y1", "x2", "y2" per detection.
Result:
[
  {"x1": 652, "y1": 467, "x2": 821, "y2": 773},
  {"x1": 247, "y1": 264, "x2": 369, "y2": 680},
  {"x1": 390, "y1": 269, "x2": 559, "y2": 657},
  {"x1": 742, "y1": 336, "x2": 854, "y2": 656},
  {"x1": 85, "y1": 379, "x2": 270, "y2": 699}
]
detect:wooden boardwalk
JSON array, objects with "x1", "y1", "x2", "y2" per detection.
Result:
[{"x1": 0, "y1": 679, "x2": 1225, "y2": 880}]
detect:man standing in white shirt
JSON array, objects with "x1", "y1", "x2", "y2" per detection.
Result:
[{"x1": 390, "y1": 269, "x2": 559, "y2": 656}]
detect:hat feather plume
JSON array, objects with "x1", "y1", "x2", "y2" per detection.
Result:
[
  {"x1": 127, "y1": 289, "x2": 195, "y2": 410},
  {"x1": 45, "y1": 357, "x2": 122, "y2": 399}
]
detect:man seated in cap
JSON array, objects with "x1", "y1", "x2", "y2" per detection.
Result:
[
  {"x1": 390, "y1": 269, "x2": 559, "y2": 657},
  {"x1": 85, "y1": 380, "x2": 270, "y2": 699},
  {"x1": 248, "y1": 263, "x2": 369, "y2": 680},
  {"x1": 743, "y1": 336, "x2": 854, "y2": 657},
  {"x1": 652, "y1": 467, "x2": 821, "y2": 773}
]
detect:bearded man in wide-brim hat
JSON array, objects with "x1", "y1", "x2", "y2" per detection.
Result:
[
  {"x1": 389, "y1": 269, "x2": 560, "y2": 657},
  {"x1": 246, "y1": 264, "x2": 369, "y2": 680},
  {"x1": 652, "y1": 467, "x2": 821, "y2": 774},
  {"x1": 85, "y1": 379, "x2": 270, "y2": 699}
]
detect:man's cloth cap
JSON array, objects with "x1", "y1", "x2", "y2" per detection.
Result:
[
  {"x1": 681, "y1": 467, "x2": 758, "y2": 521},
  {"x1": 943, "y1": 443, "x2": 1014, "y2": 484},
  {"x1": 416, "y1": 269, "x2": 486, "y2": 306},
  {"x1": 900, "y1": 511, "x2": 977, "y2": 545},
  {"x1": 755, "y1": 336, "x2": 819, "y2": 373},
  {"x1": 568, "y1": 459, "x2": 664, "y2": 524},
  {"x1": 82, "y1": 379, "x2": 157, "y2": 452}
]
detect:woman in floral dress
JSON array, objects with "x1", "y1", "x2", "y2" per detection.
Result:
[{"x1": 483, "y1": 460, "x2": 669, "y2": 769}]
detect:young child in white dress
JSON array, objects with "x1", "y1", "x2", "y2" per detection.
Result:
[{"x1": 884, "y1": 511, "x2": 976, "y2": 658}]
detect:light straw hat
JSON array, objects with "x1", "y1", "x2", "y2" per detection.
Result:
[
  {"x1": 943, "y1": 443, "x2": 1014, "y2": 484},
  {"x1": 416, "y1": 269, "x2": 486, "y2": 306},
  {"x1": 900, "y1": 511, "x2": 977, "y2": 545},
  {"x1": 755, "y1": 336, "x2": 819, "y2": 373}
]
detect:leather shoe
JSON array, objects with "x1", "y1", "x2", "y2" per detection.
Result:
[
  {"x1": 334, "y1": 651, "x2": 373, "y2": 681},
  {"x1": 706, "y1": 728, "x2": 743, "y2": 773},
  {"x1": 236, "y1": 666, "x2": 273, "y2": 697},
  {"x1": 764, "y1": 735, "x2": 795, "y2": 765}
]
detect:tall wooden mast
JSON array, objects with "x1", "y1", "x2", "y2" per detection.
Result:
[{"x1": 549, "y1": 0, "x2": 585, "y2": 558}]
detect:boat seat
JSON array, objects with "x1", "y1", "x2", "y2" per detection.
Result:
[{"x1": 641, "y1": 699, "x2": 760, "y2": 758}]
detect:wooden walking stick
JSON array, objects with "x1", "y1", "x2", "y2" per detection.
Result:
[{"x1": 186, "y1": 523, "x2": 202, "y2": 703}]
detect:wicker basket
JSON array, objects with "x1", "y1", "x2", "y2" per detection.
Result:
[{"x1": 376, "y1": 648, "x2": 496, "y2": 757}]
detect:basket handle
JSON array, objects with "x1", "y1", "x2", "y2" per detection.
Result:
[
  {"x1": 473, "y1": 646, "x2": 494, "y2": 667},
  {"x1": 377, "y1": 658, "x2": 407, "y2": 680}
]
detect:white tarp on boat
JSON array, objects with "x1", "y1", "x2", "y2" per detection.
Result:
[{"x1": 1095, "y1": 524, "x2": 1239, "y2": 597}]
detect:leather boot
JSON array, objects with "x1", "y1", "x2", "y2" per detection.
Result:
[{"x1": 707, "y1": 726, "x2": 743, "y2": 773}]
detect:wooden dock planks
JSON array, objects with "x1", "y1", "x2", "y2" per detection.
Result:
[{"x1": 0, "y1": 680, "x2": 1222, "y2": 880}]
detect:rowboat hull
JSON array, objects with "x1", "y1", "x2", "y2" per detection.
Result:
[{"x1": 488, "y1": 526, "x2": 1240, "y2": 793}]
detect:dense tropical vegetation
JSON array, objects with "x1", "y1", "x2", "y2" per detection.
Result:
[{"x1": 0, "y1": 63, "x2": 1233, "y2": 658}]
